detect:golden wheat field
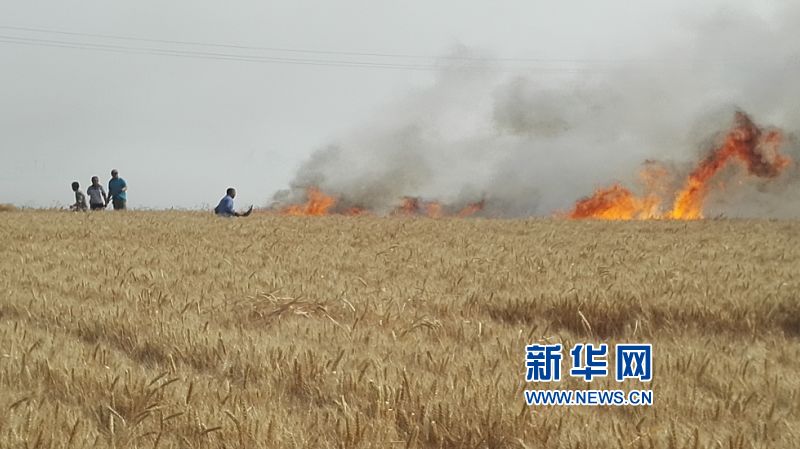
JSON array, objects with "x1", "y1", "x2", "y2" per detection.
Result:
[{"x1": 0, "y1": 210, "x2": 798, "y2": 448}]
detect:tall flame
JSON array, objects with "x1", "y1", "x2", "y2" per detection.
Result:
[
  {"x1": 669, "y1": 112, "x2": 788, "y2": 219},
  {"x1": 569, "y1": 112, "x2": 791, "y2": 220}
]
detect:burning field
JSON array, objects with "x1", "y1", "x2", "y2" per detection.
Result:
[{"x1": 273, "y1": 111, "x2": 794, "y2": 221}]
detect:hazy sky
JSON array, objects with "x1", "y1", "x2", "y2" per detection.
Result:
[{"x1": 0, "y1": 0, "x2": 780, "y2": 209}]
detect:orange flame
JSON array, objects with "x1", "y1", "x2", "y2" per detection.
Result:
[
  {"x1": 669, "y1": 112, "x2": 788, "y2": 219},
  {"x1": 569, "y1": 184, "x2": 660, "y2": 220},
  {"x1": 278, "y1": 189, "x2": 485, "y2": 218},
  {"x1": 569, "y1": 112, "x2": 791, "y2": 220},
  {"x1": 456, "y1": 199, "x2": 486, "y2": 218},
  {"x1": 281, "y1": 187, "x2": 337, "y2": 216},
  {"x1": 395, "y1": 197, "x2": 421, "y2": 216},
  {"x1": 426, "y1": 202, "x2": 443, "y2": 218}
]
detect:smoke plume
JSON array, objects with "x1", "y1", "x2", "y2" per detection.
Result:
[{"x1": 273, "y1": 5, "x2": 800, "y2": 218}]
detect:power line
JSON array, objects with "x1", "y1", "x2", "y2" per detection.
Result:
[
  {"x1": 0, "y1": 35, "x2": 439, "y2": 70},
  {"x1": 0, "y1": 33, "x2": 594, "y2": 73},
  {"x1": 0, "y1": 24, "x2": 618, "y2": 64},
  {"x1": 2, "y1": 23, "x2": 774, "y2": 71}
]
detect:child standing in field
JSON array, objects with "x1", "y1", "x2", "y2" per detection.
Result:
[
  {"x1": 70, "y1": 181, "x2": 87, "y2": 211},
  {"x1": 87, "y1": 176, "x2": 107, "y2": 210}
]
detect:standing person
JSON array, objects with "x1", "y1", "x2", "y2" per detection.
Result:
[
  {"x1": 87, "y1": 176, "x2": 108, "y2": 210},
  {"x1": 107, "y1": 169, "x2": 128, "y2": 210},
  {"x1": 214, "y1": 188, "x2": 253, "y2": 217},
  {"x1": 70, "y1": 181, "x2": 87, "y2": 211}
]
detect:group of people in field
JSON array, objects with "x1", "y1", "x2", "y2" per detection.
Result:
[
  {"x1": 70, "y1": 170, "x2": 251, "y2": 217},
  {"x1": 70, "y1": 169, "x2": 128, "y2": 211}
]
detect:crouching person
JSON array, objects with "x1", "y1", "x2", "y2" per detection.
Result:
[{"x1": 214, "y1": 188, "x2": 253, "y2": 217}]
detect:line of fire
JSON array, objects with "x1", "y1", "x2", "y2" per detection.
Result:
[{"x1": 271, "y1": 111, "x2": 792, "y2": 220}]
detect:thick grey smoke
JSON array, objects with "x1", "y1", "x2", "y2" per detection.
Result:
[{"x1": 274, "y1": 5, "x2": 800, "y2": 217}]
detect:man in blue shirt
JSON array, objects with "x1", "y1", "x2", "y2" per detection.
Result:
[
  {"x1": 108, "y1": 169, "x2": 128, "y2": 210},
  {"x1": 214, "y1": 188, "x2": 253, "y2": 217}
]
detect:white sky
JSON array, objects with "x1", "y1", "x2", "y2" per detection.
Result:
[{"x1": 0, "y1": 0, "x2": 776, "y2": 209}]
